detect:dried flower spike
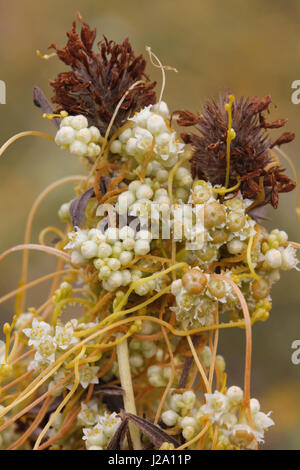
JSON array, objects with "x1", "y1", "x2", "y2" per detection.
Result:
[
  {"x1": 174, "y1": 91, "x2": 296, "y2": 207},
  {"x1": 50, "y1": 14, "x2": 157, "y2": 137}
]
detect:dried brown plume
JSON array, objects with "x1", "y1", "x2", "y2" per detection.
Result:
[
  {"x1": 50, "y1": 14, "x2": 156, "y2": 136},
  {"x1": 174, "y1": 92, "x2": 296, "y2": 208}
]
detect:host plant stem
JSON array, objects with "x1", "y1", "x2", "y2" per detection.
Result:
[{"x1": 116, "y1": 334, "x2": 142, "y2": 450}]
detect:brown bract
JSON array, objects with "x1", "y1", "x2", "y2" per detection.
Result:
[
  {"x1": 174, "y1": 92, "x2": 296, "y2": 208},
  {"x1": 50, "y1": 14, "x2": 156, "y2": 136}
]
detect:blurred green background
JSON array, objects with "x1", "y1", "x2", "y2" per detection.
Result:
[{"x1": 0, "y1": 0, "x2": 300, "y2": 449}]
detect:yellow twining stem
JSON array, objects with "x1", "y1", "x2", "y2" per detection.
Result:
[
  {"x1": 246, "y1": 235, "x2": 260, "y2": 281},
  {"x1": 145, "y1": 46, "x2": 178, "y2": 106},
  {"x1": 212, "y1": 178, "x2": 240, "y2": 196},
  {"x1": 224, "y1": 94, "x2": 236, "y2": 188},
  {"x1": 115, "y1": 262, "x2": 188, "y2": 313},
  {"x1": 33, "y1": 346, "x2": 86, "y2": 450},
  {"x1": 0, "y1": 132, "x2": 54, "y2": 159}
]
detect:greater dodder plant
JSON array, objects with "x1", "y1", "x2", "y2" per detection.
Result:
[{"x1": 0, "y1": 15, "x2": 300, "y2": 450}]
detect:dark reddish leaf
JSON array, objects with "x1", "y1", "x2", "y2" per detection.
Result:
[
  {"x1": 93, "y1": 385, "x2": 124, "y2": 395},
  {"x1": 107, "y1": 418, "x2": 129, "y2": 450},
  {"x1": 33, "y1": 87, "x2": 60, "y2": 129},
  {"x1": 270, "y1": 132, "x2": 295, "y2": 147},
  {"x1": 69, "y1": 187, "x2": 94, "y2": 227},
  {"x1": 126, "y1": 413, "x2": 179, "y2": 448},
  {"x1": 99, "y1": 176, "x2": 110, "y2": 196},
  {"x1": 178, "y1": 335, "x2": 204, "y2": 389}
]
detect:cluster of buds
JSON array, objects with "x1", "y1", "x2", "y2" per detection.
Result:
[
  {"x1": 110, "y1": 102, "x2": 185, "y2": 168},
  {"x1": 200, "y1": 388, "x2": 274, "y2": 449},
  {"x1": 161, "y1": 387, "x2": 274, "y2": 449},
  {"x1": 64, "y1": 226, "x2": 153, "y2": 292},
  {"x1": 55, "y1": 115, "x2": 102, "y2": 158},
  {"x1": 147, "y1": 356, "x2": 183, "y2": 388}
]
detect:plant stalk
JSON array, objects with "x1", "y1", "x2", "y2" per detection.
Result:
[{"x1": 116, "y1": 335, "x2": 141, "y2": 450}]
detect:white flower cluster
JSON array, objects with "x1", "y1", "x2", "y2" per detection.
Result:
[
  {"x1": 24, "y1": 318, "x2": 77, "y2": 369},
  {"x1": 129, "y1": 323, "x2": 160, "y2": 374},
  {"x1": 199, "y1": 345, "x2": 226, "y2": 373},
  {"x1": 77, "y1": 399, "x2": 108, "y2": 427},
  {"x1": 201, "y1": 388, "x2": 274, "y2": 449},
  {"x1": 147, "y1": 356, "x2": 182, "y2": 387},
  {"x1": 161, "y1": 391, "x2": 200, "y2": 441},
  {"x1": 132, "y1": 161, "x2": 192, "y2": 203},
  {"x1": 110, "y1": 102, "x2": 185, "y2": 168},
  {"x1": 171, "y1": 269, "x2": 234, "y2": 327},
  {"x1": 65, "y1": 226, "x2": 153, "y2": 293},
  {"x1": 161, "y1": 387, "x2": 274, "y2": 449},
  {"x1": 23, "y1": 318, "x2": 99, "y2": 390},
  {"x1": 261, "y1": 229, "x2": 299, "y2": 271},
  {"x1": 82, "y1": 411, "x2": 121, "y2": 450},
  {"x1": 55, "y1": 115, "x2": 101, "y2": 158},
  {"x1": 115, "y1": 178, "x2": 171, "y2": 224}
]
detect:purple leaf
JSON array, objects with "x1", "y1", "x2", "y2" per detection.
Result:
[
  {"x1": 33, "y1": 87, "x2": 60, "y2": 129},
  {"x1": 93, "y1": 385, "x2": 124, "y2": 396},
  {"x1": 69, "y1": 187, "x2": 95, "y2": 228},
  {"x1": 126, "y1": 413, "x2": 179, "y2": 448},
  {"x1": 107, "y1": 418, "x2": 129, "y2": 450},
  {"x1": 178, "y1": 335, "x2": 204, "y2": 389}
]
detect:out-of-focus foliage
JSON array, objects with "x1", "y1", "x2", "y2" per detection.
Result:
[{"x1": 0, "y1": 0, "x2": 299, "y2": 449}]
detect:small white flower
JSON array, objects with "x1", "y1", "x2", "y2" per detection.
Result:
[
  {"x1": 118, "y1": 127, "x2": 132, "y2": 143},
  {"x1": 218, "y1": 412, "x2": 237, "y2": 429},
  {"x1": 280, "y1": 245, "x2": 299, "y2": 271},
  {"x1": 81, "y1": 240, "x2": 98, "y2": 259},
  {"x1": 35, "y1": 335, "x2": 57, "y2": 363},
  {"x1": 161, "y1": 410, "x2": 179, "y2": 427},
  {"x1": 129, "y1": 105, "x2": 153, "y2": 127},
  {"x1": 152, "y1": 101, "x2": 170, "y2": 119},
  {"x1": 55, "y1": 325, "x2": 78, "y2": 350},
  {"x1": 146, "y1": 114, "x2": 167, "y2": 135},
  {"x1": 229, "y1": 423, "x2": 257, "y2": 449},
  {"x1": 263, "y1": 248, "x2": 282, "y2": 270},
  {"x1": 55, "y1": 126, "x2": 75, "y2": 146},
  {"x1": 70, "y1": 140, "x2": 88, "y2": 157},
  {"x1": 134, "y1": 239, "x2": 150, "y2": 256},
  {"x1": 78, "y1": 401, "x2": 99, "y2": 426},
  {"x1": 98, "y1": 412, "x2": 121, "y2": 438},
  {"x1": 82, "y1": 423, "x2": 106, "y2": 449},
  {"x1": 23, "y1": 318, "x2": 52, "y2": 347},
  {"x1": 135, "y1": 128, "x2": 153, "y2": 155},
  {"x1": 110, "y1": 140, "x2": 122, "y2": 154},
  {"x1": 64, "y1": 230, "x2": 88, "y2": 251},
  {"x1": 202, "y1": 391, "x2": 229, "y2": 420},
  {"x1": 250, "y1": 398, "x2": 260, "y2": 414},
  {"x1": 79, "y1": 365, "x2": 99, "y2": 389},
  {"x1": 226, "y1": 386, "x2": 244, "y2": 407},
  {"x1": 253, "y1": 411, "x2": 274, "y2": 434}
]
